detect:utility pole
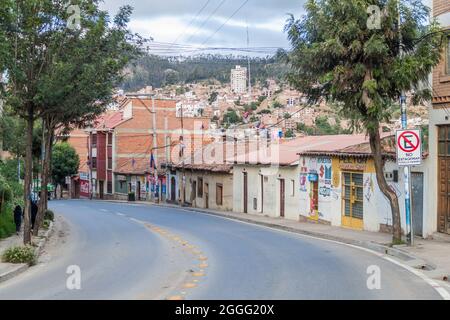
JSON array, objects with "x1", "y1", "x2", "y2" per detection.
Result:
[
  {"x1": 181, "y1": 103, "x2": 185, "y2": 206},
  {"x1": 398, "y1": 0, "x2": 413, "y2": 246},
  {"x1": 247, "y1": 23, "x2": 252, "y2": 99},
  {"x1": 152, "y1": 97, "x2": 158, "y2": 203}
]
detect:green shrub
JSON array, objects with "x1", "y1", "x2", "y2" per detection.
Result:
[
  {"x1": 2, "y1": 246, "x2": 36, "y2": 265},
  {"x1": 0, "y1": 175, "x2": 13, "y2": 203},
  {"x1": 0, "y1": 202, "x2": 15, "y2": 239},
  {"x1": 44, "y1": 209, "x2": 54, "y2": 222},
  {"x1": 42, "y1": 220, "x2": 50, "y2": 230}
]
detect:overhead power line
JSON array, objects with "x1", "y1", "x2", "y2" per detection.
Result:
[
  {"x1": 201, "y1": 0, "x2": 250, "y2": 46},
  {"x1": 168, "y1": 0, "x2": 212, "y2": 48},
  {"x1": 185, "y1": 0, "x2": 228, "y2": 45}
]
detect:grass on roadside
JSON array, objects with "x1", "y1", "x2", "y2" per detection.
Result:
[{"x1": 2, "y1": 245, "x2": 36, "y2": 265}]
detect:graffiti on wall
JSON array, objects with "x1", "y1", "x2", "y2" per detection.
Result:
[
  {"x1": 364, "y1": 175, "x2": 374, "y2": 202},
  {"x1": 300, "y1": 173, "x2": 308, "y2": 192}
]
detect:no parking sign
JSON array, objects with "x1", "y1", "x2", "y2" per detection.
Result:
[{"x1": 396, "y1": 129, "x2": 422, "y2": 166}]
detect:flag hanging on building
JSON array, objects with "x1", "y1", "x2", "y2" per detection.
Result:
[{"x1": 150, "y1": 153, "x2": 156, "y2": 169}]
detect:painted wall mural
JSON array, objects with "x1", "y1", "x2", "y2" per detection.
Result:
[
  {"x1": 318, "y1": 157, "x2": 332, "y2": 198},
  {"x1": 300, "y1": 173, "x2": 308, "y2": 192}
]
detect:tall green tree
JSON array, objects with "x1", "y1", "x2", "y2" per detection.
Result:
[
  {"x1": 32, "y1": 3, "x2": 141, "y2": 235},
  {"x1": 0, "y1": 0, "x2": 141, "y2": 243},
  {"x1": 51, "y1": 143, "x2": 79, "y2": 198},
  {"x1": 284, "y1": 0, "x2": 445, "y2": 242}
]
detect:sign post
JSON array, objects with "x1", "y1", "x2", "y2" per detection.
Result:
[{"x1": 396, "y1": 128, "x2": 422, "y2": 246}]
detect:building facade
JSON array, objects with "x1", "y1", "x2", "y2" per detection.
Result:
[
  {"x1": 231, "y1": 66, "x2": 248, "y2": 94},
  {"x1": 426, "y1": 0, "x2": 450, "y2": 235},
  {"x1": 112, "y1": 97, "x2": 209, "y2": 201}
]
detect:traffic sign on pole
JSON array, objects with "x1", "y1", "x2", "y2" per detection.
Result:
[{"x1": 396, "y1": 129, "x2": 422, "y2": 166}]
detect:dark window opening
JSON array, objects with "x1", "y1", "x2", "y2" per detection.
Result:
[{"x1": 198, "y1": 177, "x2": 203, "y2": 198}]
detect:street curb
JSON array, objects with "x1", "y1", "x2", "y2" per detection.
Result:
[
  {"x1": 181, "y1": 207, "x2": 421, "y2": 262},
  {"x1": 101, "y1": 199, "x2": 428, "y2": 266},
  {"x1": 0, "y1": 264, "x2": 28, "y2": 284},
  {"x1": 36, "y1": 221, "x2": 54, "y2": 257},
  {"x1": 0, "y1": 221, "x2": 54, "y2": 284}
]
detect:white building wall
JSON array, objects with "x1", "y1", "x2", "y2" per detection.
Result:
[
  {"x1": 231, "y1": 66, "x2": 247, "y2": 94},
  {"x1": 233, "y1": 165, "x2": 301, "y2": 219}
]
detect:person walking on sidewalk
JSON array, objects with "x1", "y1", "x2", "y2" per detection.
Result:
[
  {"x1": 13, "y1": 205, "x2": 23, "y2": 235},
  {"x1": 31, "y1": 200, "x2": 38, "y2": 231}
]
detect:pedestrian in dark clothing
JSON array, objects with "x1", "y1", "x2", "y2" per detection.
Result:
[
  {"x1": 31, "y1": 201, "x2": 38, "y2": 231},
  {"x1": 13, "y1": 205, "x2": 23, "y2": 235}
]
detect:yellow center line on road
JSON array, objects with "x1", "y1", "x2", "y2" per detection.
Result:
[{"x1": 140, "y1": 223, "x2": 211, "y2": 300}]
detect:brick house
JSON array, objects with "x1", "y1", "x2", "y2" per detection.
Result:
[
  {"x1": 110, "y1": 97, "x2": 210, "y2": 201},
  {"x1": 66, "y1": 128, "x2": 90, "y2": 198},
  {"x1": 426, "y1": 0, "x2": 450, "y2": 235},
  {"x1": 68, "y1": 96, "x2": 211, "y2": 201},
  {"x1": 86, "y1": 111, "x2": 125, "y2": 199}
]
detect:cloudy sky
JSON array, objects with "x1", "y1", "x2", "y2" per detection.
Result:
[{"x1": 100, "y1": 0, "x2": 433, "y2": 56}]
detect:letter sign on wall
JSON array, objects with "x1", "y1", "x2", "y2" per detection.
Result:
[{"x1": 396, "y1": 129, "x2": 422, "y2": 166}]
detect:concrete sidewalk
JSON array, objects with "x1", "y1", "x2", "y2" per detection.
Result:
[
  {"x1": 109, "y1": 199, "x2": 450, "y2": 283},
  {"x1": 0, "y1": 234, "x2": 27, "y2": 283},
  {"x1": 0, "y1": 224, "x2": 54, "y2": 283}
]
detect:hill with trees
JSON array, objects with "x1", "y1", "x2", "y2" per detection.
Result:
[{"x1": 121, "y1": 54, "x2": 289, "y2": 91}]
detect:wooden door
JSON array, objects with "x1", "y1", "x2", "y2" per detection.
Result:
[
  {"x1": 260, "y1": 175, "x2": 264, "y2": 213},
  {"x1": 280, "y1": 179, "x2": 285, "y2": 218},
  {"x1": 170, "y1": 177, "x2": 176, "y2": 202},
  {"x1": 438, "y1": 158, "x2": 450, "y2": 233},
  {"x1": 191, "y1": 180, "x2": 197, "y2": 203},
  {"x1": 205, "y1": 183, "x2": 209, "y2": 209},
  {"x1": 438, "y1": 125, "x2": 450, "y2": 234},
  {"x1": 136, "y1": 181, "x2": 141, "y2": 201},
  {"x1": 99, "y1": 181, "x2": 104, "y2": 200},
  {"x1": 243, "y1": 173, "x2": 248, "y2": 213},
  {"x1": 309, "y1": 181, "x2": 319, "y2": 221},
  {"x1": 342, "y1": 172, "x2": 364, "y2": 230}
]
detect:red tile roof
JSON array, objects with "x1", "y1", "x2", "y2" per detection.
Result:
[
  {"x1": 93, "y1": 110, "x2": 124, "y2": 130},
  {"x1": 230, "y1": 133, "x2": 395, "y2": 166},
  {"x1": 173, "y1": 140, "x2": 234, "y2": 173}
]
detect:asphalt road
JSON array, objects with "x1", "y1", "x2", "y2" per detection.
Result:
[{"x1": 0, "y1": 200, "x2": 443, "y2": 300}]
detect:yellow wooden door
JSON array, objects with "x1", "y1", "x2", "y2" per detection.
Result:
[{"x1": 342, "y1": 172, "x2": 364, "y2": 230}]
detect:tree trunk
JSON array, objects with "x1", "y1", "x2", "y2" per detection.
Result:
[
  {"x1": 369, "y1": 127, "x2": 402, "y2": 243},
  {"x1": 34, "y1": 120, "x2": 53, "y2": 236},
  {"x1": 23, "y1": 106, "x2": 34, "y2": 245}
]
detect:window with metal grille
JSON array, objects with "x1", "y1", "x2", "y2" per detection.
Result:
[
  {"x1": 438, "y1": 126, "x2": 450, "y2": 156},
  {"x1": 107, "y1": 181, "x2": 113, "y2": 194}
]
